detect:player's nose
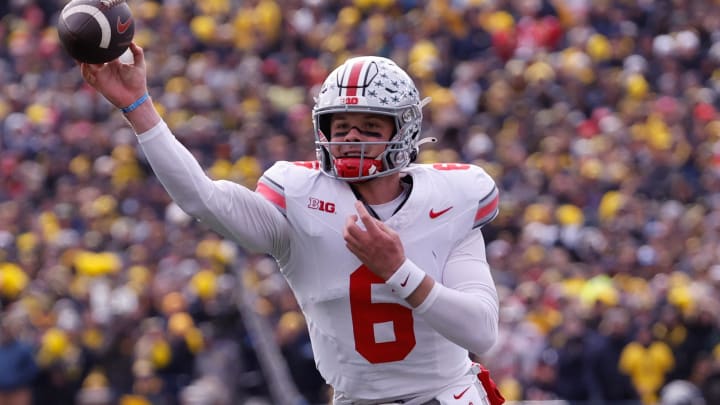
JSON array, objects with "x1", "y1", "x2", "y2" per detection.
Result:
[
  {"x1": 344, "y1": 126, "x2": 378, "y2": 142},
  {"x1": 344, "y1": 126, "x2": 365, "y2": 141}
]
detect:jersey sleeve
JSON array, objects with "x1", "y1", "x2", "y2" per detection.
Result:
[
  {"x1": 420, "y1": 165, "x2": 499, "y2": 353},
  {"x1": 137, "y1": 121, "x2": 291, "y2": 257},
  {"x1": 255, "y1": 161, "x2": 296, "y2": 216},
  {"x1": 473, "y1": 182, "x2": 499, "y2": 229},
  {"x1": 256, "y1": 161, "x2": 326, "y2": 215},
  {"x1": 414, "y1": 227, "x2": 499, "y2": 355},
  {"x1": 432, "y1": 163, "x2": 499, "y2": 229}
]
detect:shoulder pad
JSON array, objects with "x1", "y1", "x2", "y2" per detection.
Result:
[
  {"x1": 425, "y1": 163, "x2": 499, "y2": 228},
  {"x1": 255, "y1": 161, "x2": 322, "y2": 215}
]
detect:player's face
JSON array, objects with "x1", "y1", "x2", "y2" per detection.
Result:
[{"x1": 328, "y1": 113, "x2": 395, "y2": 158}]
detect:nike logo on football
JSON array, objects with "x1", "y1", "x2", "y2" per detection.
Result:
[
  {"x1": 453, "y1": 386, "x2": 470, "y2": 400},
  {"x1": 400, "y1": 274, "x2": 410, "y2": 287},
  {"x1": 429, "y1": 206, "x2": 453, "y2": 219},
  {"x1": 117, "y1": 16, "x2": 132, "y2": 34}
]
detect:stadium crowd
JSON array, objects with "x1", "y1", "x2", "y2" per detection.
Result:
[{"x1": 1, "y1": 0, "x2": 720, "y2": 404}]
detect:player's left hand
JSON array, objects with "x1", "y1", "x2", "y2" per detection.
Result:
[{"x1": 344, "y1": 201, "x2": 405, "y2": 280}]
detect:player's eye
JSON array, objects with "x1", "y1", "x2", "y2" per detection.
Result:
[
  {"x1": 333, "y1": 126, "x2": 383, "y2": 139},
  {"x1": 331, "y1": 123, "x2": 350, "y2": 137},
  {"x1": 333, "y1": 123, "x2": 348, "y2": 130}
]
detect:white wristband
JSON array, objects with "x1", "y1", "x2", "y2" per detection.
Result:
[
  {"x1": 386, "y1": 259, "x2": 425, "y2": 299},
  {"x1": 413, "y1": 282, "x2": 441, "y2": 313}
]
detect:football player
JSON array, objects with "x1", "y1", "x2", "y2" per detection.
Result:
[{"x1": 81, "y1": 43, "x2": 504, "y2": 405}]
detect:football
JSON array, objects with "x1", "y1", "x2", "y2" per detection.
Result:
[{"x1": 57, "y1": 0, "x2": 135, "y2": 64}]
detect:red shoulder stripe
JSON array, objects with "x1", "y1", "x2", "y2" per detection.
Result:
[
  {"x1": 256, "y1": 181, "x2": 286, "y2": 211},
  {"x1": 473, "y1": 186, "x2": 499, "y2": 228},
  {"x1": 292, "y1": 161, "x2": 321, "y2": 170}
]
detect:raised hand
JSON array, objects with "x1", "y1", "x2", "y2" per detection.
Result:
[{"x1": 80, "y1": 42, "x2": 148, "y2": 109}]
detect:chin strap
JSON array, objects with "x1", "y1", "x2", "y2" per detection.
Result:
[{"x1": 334, "y1": 157, "x2": 384, "y2": 179}]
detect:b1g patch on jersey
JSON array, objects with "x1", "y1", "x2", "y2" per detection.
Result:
[
  {"x1": 473, "y1": 185, "x2": 499, "y2": 229},
  {"x1": 307, "y1": 197, "x2": 336, "y2": 214}
]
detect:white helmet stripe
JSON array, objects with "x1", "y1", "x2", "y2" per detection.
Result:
[{"x1": 62, "y1": 4, "x2": 112, "y2": 49}]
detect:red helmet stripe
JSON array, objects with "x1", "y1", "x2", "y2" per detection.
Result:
[{"x1": 344, "y1": 60, "x2": 366, "y2": 96}]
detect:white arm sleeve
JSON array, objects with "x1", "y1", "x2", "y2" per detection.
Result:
[
  {"x1": 136, "y1": 121, "x2": 291, "y2": 259},
  {"x1": 413, "y1": 229, "x2": 499, "y2": 356}
]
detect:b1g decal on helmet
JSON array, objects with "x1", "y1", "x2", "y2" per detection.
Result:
[{"x1": 313, "y1": 57, "x2": 433, "y2": 181}]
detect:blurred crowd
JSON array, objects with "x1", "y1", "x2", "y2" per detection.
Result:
[{"x1": 1, "y1": 0, "x2": 720, "y2": 404}]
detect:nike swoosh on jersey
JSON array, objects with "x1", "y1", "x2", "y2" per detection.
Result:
[
  {"x1": 117, "y1": 16, "x2": 132, "y2": 34},
  {"x1": 453, "y1": 386, "x2": 470, "y2": 400},
  {"x1": 429, "y1": 206, "x2": 453, "y2": 219}
]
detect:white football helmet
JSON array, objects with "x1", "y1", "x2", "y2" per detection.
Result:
[{"x1": 312, "y1": 56, "x2": 432, "y2": 181}]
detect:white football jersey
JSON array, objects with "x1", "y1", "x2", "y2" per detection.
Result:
[{"x1": 256, "y1": 161, "x2": 499, "y2": 401}]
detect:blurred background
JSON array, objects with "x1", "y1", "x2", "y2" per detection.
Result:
[{"x1": 1, "y1": 0, "x2": 720, "y2": 404}]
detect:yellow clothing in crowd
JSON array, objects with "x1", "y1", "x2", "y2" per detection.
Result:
[{"x1": 619, "y1": 340, "x2": 675, "y2": 404}]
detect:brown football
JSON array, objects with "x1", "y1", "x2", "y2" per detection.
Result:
[{"x1": 57, "y1": 0, "x2": 134, "y2": 64}]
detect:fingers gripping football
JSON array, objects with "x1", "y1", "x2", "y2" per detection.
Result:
[
  {"x1": 344, "y1": 201, "x2": 406, "y2": 279},
  {"x1": 80, "y1": 43, "x2": 148, "y2": 109}
]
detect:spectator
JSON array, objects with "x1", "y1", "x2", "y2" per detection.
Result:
[
  {"x1": 587, "y1": 308, "x2": 640, "y2": 404},
  {"x1": 0, "y1": 308, "x2": 38, "y2": 405},
  {"x1": 620, "y1": 324, "x2": 675, "y2": 404}
]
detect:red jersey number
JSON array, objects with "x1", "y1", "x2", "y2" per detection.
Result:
[
  {"x1": 349, "y1": 265, "x2": 416, "y2": 363},
  {"x1": 433, "y1": 163, "x2": 470, "y2": 170}
]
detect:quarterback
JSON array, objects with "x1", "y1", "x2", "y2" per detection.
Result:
[{"x1": 80, "y1": 43, "x2": 503, "y2": 405}]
